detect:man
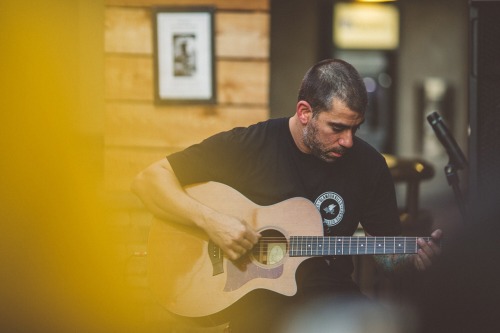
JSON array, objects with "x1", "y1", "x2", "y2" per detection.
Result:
[{"x1": 132, "y1": 59, "x2": 442, "y2": 332}]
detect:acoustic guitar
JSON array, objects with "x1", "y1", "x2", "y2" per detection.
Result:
[{"x1": 148, "y1": 182, "x2": 431, "y2": 319}]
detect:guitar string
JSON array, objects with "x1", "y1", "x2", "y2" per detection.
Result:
[
  {"x1": 213, "y1": 236, "x2": 434, "y2": 257},
  {"x1": 249, "y1": 236, "x2": 429, "y2": 255},
  {"x1": 214, "y1": 236, "x2": 437, "y2": 259},
  {"x1": 253, "y1": 237, "x2": 432, "y2": 243}
]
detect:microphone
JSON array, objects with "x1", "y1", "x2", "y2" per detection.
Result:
[{"x1": 426, "y1": 111, "x2": 468, "y2": 170}]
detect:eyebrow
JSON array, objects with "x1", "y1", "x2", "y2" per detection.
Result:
[{"x1": 328, "y1": 119, "x2": 365, "y2": 130}]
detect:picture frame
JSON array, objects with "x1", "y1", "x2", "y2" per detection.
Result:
[{"x1": 153, "y1": 7, "x2": 216, "y2": 104}]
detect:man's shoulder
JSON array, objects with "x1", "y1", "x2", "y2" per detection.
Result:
[
  {"x1": 346, "y1": 137, "x2": 389, "y2": 175},
  {"x1": 226, "y1": 117, "x2": 289, "y2": 140},
  {"x1": 352, "y1": 136, "x2": 385, "y2": 159},
  {"x1": 244, "y1": 117, "x2": 288, "y2": 132}
]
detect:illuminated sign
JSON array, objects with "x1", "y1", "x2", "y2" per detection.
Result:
[{"x1": 334, "y1": 3, "x2": 399, "y2": 50}]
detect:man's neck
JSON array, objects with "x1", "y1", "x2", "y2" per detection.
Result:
[{"x1": 289, "y1": 115, "x2": 310, "y2": 154}]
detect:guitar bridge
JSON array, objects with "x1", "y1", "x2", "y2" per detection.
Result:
[{"x1": 208, "y1": 241, "x2": 224, "y2": 276}]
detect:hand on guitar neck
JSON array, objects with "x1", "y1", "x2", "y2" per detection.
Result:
[{"x1": 414, "y1": 228, "x2": 443, "y2": 271}]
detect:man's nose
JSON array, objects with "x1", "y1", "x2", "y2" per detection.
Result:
[{"x1": 339, "y1": 130, "x2": 354, "y2": 148}]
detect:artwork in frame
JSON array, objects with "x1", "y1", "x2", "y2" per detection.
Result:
[{"x1": 153, "y1": 7, "x2": 216, "y2": 104}]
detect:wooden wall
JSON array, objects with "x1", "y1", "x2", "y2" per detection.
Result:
[
  {"x1": 103, "y1": 0, "x2": 270, "y2": 330},
  {"x1": 104, "y1": 0, "x2": 270, "y2": 193}
]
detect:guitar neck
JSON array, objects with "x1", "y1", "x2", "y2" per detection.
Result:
[{"x1": 289, "y1": 236, "x2": 432, "y2": 256}]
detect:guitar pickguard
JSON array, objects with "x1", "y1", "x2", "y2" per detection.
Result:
[{"x1": 224, "y1": 257, "x2": 284, "y2": 291}]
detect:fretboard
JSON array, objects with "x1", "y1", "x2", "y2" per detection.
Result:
[{"x1": 289, "y1": 236, "x2": 432, "y2": 256}]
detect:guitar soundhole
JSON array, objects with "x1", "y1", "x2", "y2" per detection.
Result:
[{"x1": 250, "y1": 229, "x2": 287, "y2": 266}]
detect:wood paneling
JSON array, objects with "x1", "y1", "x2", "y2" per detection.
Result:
[
  {"x1": 105, "y1": 56, "x2": 269, "y2": 105},
  {"x1": 216, "y1": 12, "x2": 269, "y2": 59},
  {"x1": 105, "y1": 0, "x2": 269, "y2": 11},
  {"x1": 105, "y1": 8, "x2": 270, "y2": 58},
  {"x1": 105, "y1": 103, "x2": 268, "y2": 148},
  {"x1": 105, "y1": 7, "x2": 152, "y2": 54},
  {"x1": 105, "y1": 55, "x2": 153, "y2": 101},
  {"x1": 104, "y1": 147, "x2": 169, "y2": 192},
  {"x1": 217, "y1": 60, "x2": 269, "y2": 105}
]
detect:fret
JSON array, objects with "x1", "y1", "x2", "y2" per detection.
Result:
[
  {"x1": 313, "y1": 236, "x2": 319, "y2": 256},
  {"x1": 395, "y1": 237, "x2": 405, "y2": 254},
  {"x1": 374, "y1": 237, "x2": 383, "y2": 254},
  {"x1": 358, "y1": 237, "x2": 365, "y2": 255},
  {"x1": 336, "y1": 237, "x2": 342, "y2": 255},
  {"x1": 406, "y1": 237, "x2": 417, "y2": 254},
  {"x1": 296, "y1": 236, "x2": 302, "y2": 256},
  {"x1": 342, "y1": 236, "x2": 349, "y2": 255},
  {"x1": 365, "y1": 237, "x2": 373, "y2": 254},
  {"x1": 385, "y1": 237, "x2": 395, "y2": 254},
  {"x1": 352, "y1": 237, "x2": 359, "y2": 255}
]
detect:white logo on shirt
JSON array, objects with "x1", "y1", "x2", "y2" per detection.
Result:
[{"x1": 314, "y1": 192, "x2": 345, "y2": 227}]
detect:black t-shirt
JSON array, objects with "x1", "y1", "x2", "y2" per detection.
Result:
[{"x1": 168, "y1": 117, "x2": 401, "y2": 288}]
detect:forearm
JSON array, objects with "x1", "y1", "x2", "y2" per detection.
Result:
[
  {"x1": 131, "y1": 158, "x2": 211, "y2": 228},
  {"x1": 372, "y1": 254, "x2": 415, "y2": 276}
]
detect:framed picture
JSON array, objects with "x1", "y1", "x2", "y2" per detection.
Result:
[{"x1": 153, "y1": 7, "x2": 216, "y2": 104}]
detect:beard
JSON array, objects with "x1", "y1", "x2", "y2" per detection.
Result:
[{"x1": 302, "y1": 120, "x2": 347, "y2": 163}]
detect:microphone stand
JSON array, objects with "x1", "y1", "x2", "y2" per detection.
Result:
[
  {"x1": 426, "y1": 111, "x2": 468, "y2": 225},
  {"x1": 444, "y1": 162, "x2": 467, "y2": 224}
]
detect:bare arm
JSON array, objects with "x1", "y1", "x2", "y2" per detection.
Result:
[{"x1": 131, "y1": 158, "x2": 260, "y2": 260}]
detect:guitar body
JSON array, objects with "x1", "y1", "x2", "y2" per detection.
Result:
[{"x1": 147, "y1": 182, "x2": 324, "y2": 319}]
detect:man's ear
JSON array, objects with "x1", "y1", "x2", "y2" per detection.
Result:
[{"x1": 296, "y1": 101, "x2": 313, "y2": 125}]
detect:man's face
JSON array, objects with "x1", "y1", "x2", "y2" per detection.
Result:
[{"x1": 302, "y1": 100, "x2": 364, "y2": 163}]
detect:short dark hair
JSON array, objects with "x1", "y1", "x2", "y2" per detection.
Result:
[{"x1": 297, "y1": 59, "x2": 368, "y2": 116}]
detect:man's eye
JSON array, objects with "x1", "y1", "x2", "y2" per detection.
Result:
[{"x1": 332, "y1": 126, "x2": 344, "y2": 132}]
